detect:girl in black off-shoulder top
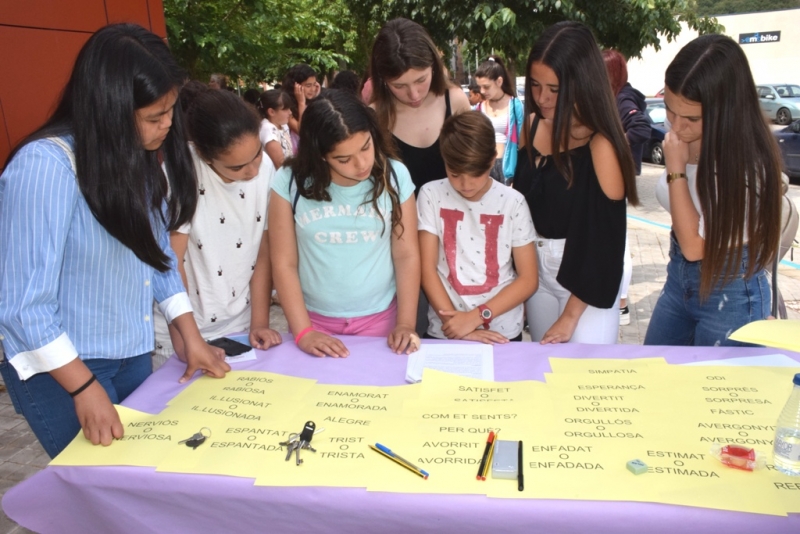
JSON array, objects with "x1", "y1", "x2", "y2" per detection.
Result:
[{"x1": 513, "y1": 21, "x2": 638, "y2": 345}]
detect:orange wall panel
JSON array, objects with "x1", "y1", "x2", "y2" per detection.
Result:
[
  {"x1": 0, "y1": 98, "x2": 11, "y2": 163},
  {"x1": 104, "y1": 0, "x2": 151, "y2": 28},
  {"x1": 148, "y1": 0, "x2": 166, "y2": 37},
  {"x1": 0, "y1": 0, "x2": 107, "y2": 33},
  {"x1": 0, "y1": 26, "x2": 87, "y2": 162},
  {"x1": 0, "y1": 0, "x2": 167, "y2": 165}
]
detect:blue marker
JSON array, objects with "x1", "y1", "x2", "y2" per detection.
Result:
[{"x1": 374, "y1": 443, "x2": 430, "y2": 478}]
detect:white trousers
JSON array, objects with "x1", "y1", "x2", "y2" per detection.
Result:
[
  {"x1": 526, "y1": 237, "x2": 620, "y2": 344},
  {"x1": 620, "y1": 233, "x2": 632, "y2": 301}
]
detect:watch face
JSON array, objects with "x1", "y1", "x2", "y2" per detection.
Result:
[{"x1": 481, "y1": 308, "x2": 492, "y2": 319}]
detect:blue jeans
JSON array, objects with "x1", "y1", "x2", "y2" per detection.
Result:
[
  {"x1": 0, "y1": 353, "x2": 151, "y2": 458},
  {"x1": 644, "y1": 233, "x2": 770, "y2": 347}
]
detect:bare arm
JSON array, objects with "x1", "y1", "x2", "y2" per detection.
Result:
[
  {"x1": 388, "y1": 195, "x2": 421, "y2": 354},
  {"x1": 50, "y1": 359, "x2": 123, "y2": 446},
  {"x1": 449, "y1": 86, "x2": 472, "y2": 115},
  {"x1": 440, "y1": 243, "x2": 539, "y2": 340},
  {"x1": 590, "y1": 134, "x2": 626, "y2": 201},
  {"x1": 264, "y1": 140, "x2": 285, "y2": 169},
  {"x1": 419, "y1": 229, "x2": 457, "y2": 325},
  {"x1": 540, "y1": 294, "x2": 589, "y2": 344},
  {"x1": 663, "y1": 131, "x2": 704, "y2": 260},
  {"x1": 167, "y1": 231, "x2": 189, "y2": 359},
  {"x1": 268, "y1": 192, "x2": 349, "y2": 357},
  {"x1": 249, "y1": 230, "x2": 282, "y2": 350}
]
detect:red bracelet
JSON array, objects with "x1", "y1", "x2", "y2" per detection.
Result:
[{"x1": 294, "y1": 326, "x2": 314, "y2": 345}]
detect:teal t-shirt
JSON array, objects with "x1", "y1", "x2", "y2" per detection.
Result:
[{"x1": 271, "y1": 159, "x2": 414, "y2": 317}]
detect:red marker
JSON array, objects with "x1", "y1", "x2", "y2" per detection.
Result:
[{"x1": 476, "y1": 431, "x2": 495, "y2": 480}]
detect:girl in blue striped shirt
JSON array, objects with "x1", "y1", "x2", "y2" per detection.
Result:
[{"x1": 0, "y1": 24, "x2": 230, "y2": 457}]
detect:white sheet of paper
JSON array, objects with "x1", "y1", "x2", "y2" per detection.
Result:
[
  {"x1": 225, "y1": 349, "x2": 257, "y2": 364},
  {"x1": 406, "y1": 343, "x2": 494, "y2": 382},
  {"x1": 681, "y1": 354, "x2": 800, "y2": 367}
]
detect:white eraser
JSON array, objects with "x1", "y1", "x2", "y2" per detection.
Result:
[{"x1": 491, "y1": 440, "x2": 518, "y2": 480}]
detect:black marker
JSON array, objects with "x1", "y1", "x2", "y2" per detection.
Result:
[{"x1": 517, "y1": 440, "x2": 524, "y2": 491}]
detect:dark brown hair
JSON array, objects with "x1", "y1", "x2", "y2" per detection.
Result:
[
  {"x1": 369, "y1": 18, "x2": 448, "y2": 133},
  {"x1": 289, "y1": 90, "x2": 403, "y2": 236},
  {"x1": 665, "y1": 34, "x2": 781, "y2": 299},
  {"x1": 522, "y1": 21, "x2": 638, "y2": 205},
  {"x1": 440, "y1": 111, "x2": 496, "y2": 176},
  {"x1": 474, "y1": 55, "x2": 514, "y2": 97}
]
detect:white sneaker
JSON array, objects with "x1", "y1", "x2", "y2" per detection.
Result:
[{"x1": 619, "y1": 306, "x2": 630, "y2": 326}]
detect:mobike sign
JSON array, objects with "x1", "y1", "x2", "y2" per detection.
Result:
[{"x1": 739, "y1": 31, "x2": 781, "y2": 45}]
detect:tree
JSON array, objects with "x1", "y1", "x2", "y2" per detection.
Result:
[
  {"x1": 163, "y1": 0, "x2": 357, "y2": 84},
  {"x1": 697, "y1": 0, "x2": 798, "y2": 16},
  {"x1": 359, "y1": 0, "x2": 722, "y2": 81}
]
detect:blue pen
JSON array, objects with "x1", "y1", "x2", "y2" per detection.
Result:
[{"x1": 374, "y1": 443, "x2": 430, "y2": 478}]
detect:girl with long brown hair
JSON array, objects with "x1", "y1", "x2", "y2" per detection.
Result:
[{"x1": 645, "y1": 34, "x2": 781, "y2": 346}]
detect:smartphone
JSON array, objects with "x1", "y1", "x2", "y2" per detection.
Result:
[{"x1": 207, "y1": 337, "x2": 252, "y2": 356}]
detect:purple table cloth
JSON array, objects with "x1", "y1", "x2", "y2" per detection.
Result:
[{"x1": 4, "y1": 336, "x2": 800, "y2": 533}]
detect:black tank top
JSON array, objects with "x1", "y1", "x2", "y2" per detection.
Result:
[
  {"x1": 513, "y1": 115, "x2": 627, "y2": 309},
  {"x1": 393, "y1": 91, "x2": 452, "y2": 195}
]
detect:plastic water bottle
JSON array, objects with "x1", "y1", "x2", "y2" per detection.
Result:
[{"x1": 773, "y1": 373, "x2": 800, "y2": 476}]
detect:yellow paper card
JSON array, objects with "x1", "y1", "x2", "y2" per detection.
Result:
[
  {"x1": 51, "y1": 405, "x2": 203, "y2": 467},
  {"x1": 729, "y1": 319, "x2": 800, "y2": 352}
]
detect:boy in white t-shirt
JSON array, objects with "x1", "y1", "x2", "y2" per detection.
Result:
[{"x1": 418, "y1": 111, "x2": 538, "y2": 343}]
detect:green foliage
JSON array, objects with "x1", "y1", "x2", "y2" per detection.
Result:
[
  {"x1": 696, "y1": 0, "x2": 799, "y2": 16},
  {"x1": 164, "y1": 0, "x2": 358, "y2": 83},
  {"x1": 164, "y1": 0, "x2": 724, "y2": 85},
  {"x1": 375, "y1": 0, "x2": 723, "y2": 78}
]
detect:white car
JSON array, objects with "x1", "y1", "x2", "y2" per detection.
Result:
[{"x1": 756, "y1": 84, "x2": 800, "y2": 125}]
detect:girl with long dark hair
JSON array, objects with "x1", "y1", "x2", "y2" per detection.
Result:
[
  {"x1": 0, "y1": 24, "x2": 230, "y2": 457},
  {"x1": 269, "y1": 90, "x2": 420, "y2": 357},
  {"x1": 513, "y1": 21, "x2": 638, "y2": 344},
  {"x1": 644, "y1": 34, "x2": 781, "y2": 346},
  {"x1": 473, "y1": 55, "x2": 524, "y2": 184},
  {"x1": 152, "y1": 87, "x2": 281, "y2": 369}
]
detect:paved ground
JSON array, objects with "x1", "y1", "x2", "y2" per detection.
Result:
[{"x1": 1, "y1": 162, "x2": 798, "y2": 533}]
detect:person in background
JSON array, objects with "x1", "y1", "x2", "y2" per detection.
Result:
[
  {"x1": 243, "y1": 88, "x2": 261, "y2": 106},
  {"x1": 602, "y1": 49, "x2": 652, "y2": 327},
  {"x1": 256, "y1": 89, "x2": 295, "y2": 169},
  {"x1": 269, "y1": 91, "x2": 420, "y2": 358},
  {"x1": 467, "y1": 83, "x2": 483, "y2": 107},
  {"x1": 644, "y1": 34, "x2": 781, "y2": 347},
  {"x1": 209, "y1": 73, "x2": 228, "y2": 90},
  {"x1": 514, "y1": 21, "x2": 639, "y2": 345},
  {"x1": 368, "y1": 17, "x2": 471, "y2": 336},
  {"x1": 418, "y1": 112, "x2": 537, "y2": 344},
  {"x1": 331, "y1": 70, "x2": 361, "y2": 96},
  {"x1": 0, "y1": 24, "x2": 229, "y2": 458},
  {"x1": 473, "y1": 56, "x2": 524, "y2": 184},
  {"x1": 283, "y1": 63, "x2": 321, "y2": 142},
  {"x1": 152, "y1": 87, "x2": 280, "y2": 369}
]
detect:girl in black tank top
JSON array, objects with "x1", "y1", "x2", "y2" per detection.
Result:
[{"x1": 393, "y1": 91, "x2": 452, "y2": 195}]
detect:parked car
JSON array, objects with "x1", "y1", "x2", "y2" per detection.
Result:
[
  {"x1": 774, "y1": 119, "x2": 800, "y2": 184},
  {"x1": 757, "y1": 84, "x2": 800, "y2": 125},
  {"x1": 643, "y1": 98, "x2": 667, "y2": 166}
]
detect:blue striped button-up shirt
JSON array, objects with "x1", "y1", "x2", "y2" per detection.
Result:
[{"x1": 0, "y1": 137, "x2": 192, "y2": 379}]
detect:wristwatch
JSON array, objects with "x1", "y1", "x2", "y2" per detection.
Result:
[
  {"x1": 667, "y1": 172, "x2": 687, "y2": 184},
  {"x1": 477, "y1": 304, "x2": 493, "y2": 330}
]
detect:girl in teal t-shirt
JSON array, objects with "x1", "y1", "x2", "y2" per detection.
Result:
[{"x1": 270, "y1": 91, "x2": 420, "y2": 357}]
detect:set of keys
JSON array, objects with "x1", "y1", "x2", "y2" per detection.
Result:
[
  {"x1": 178, "y1": 427, "x2": 212, "y2": 450},
  {"x1": 279, "y1": 421, "x2": 319, "y2": 465}
]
